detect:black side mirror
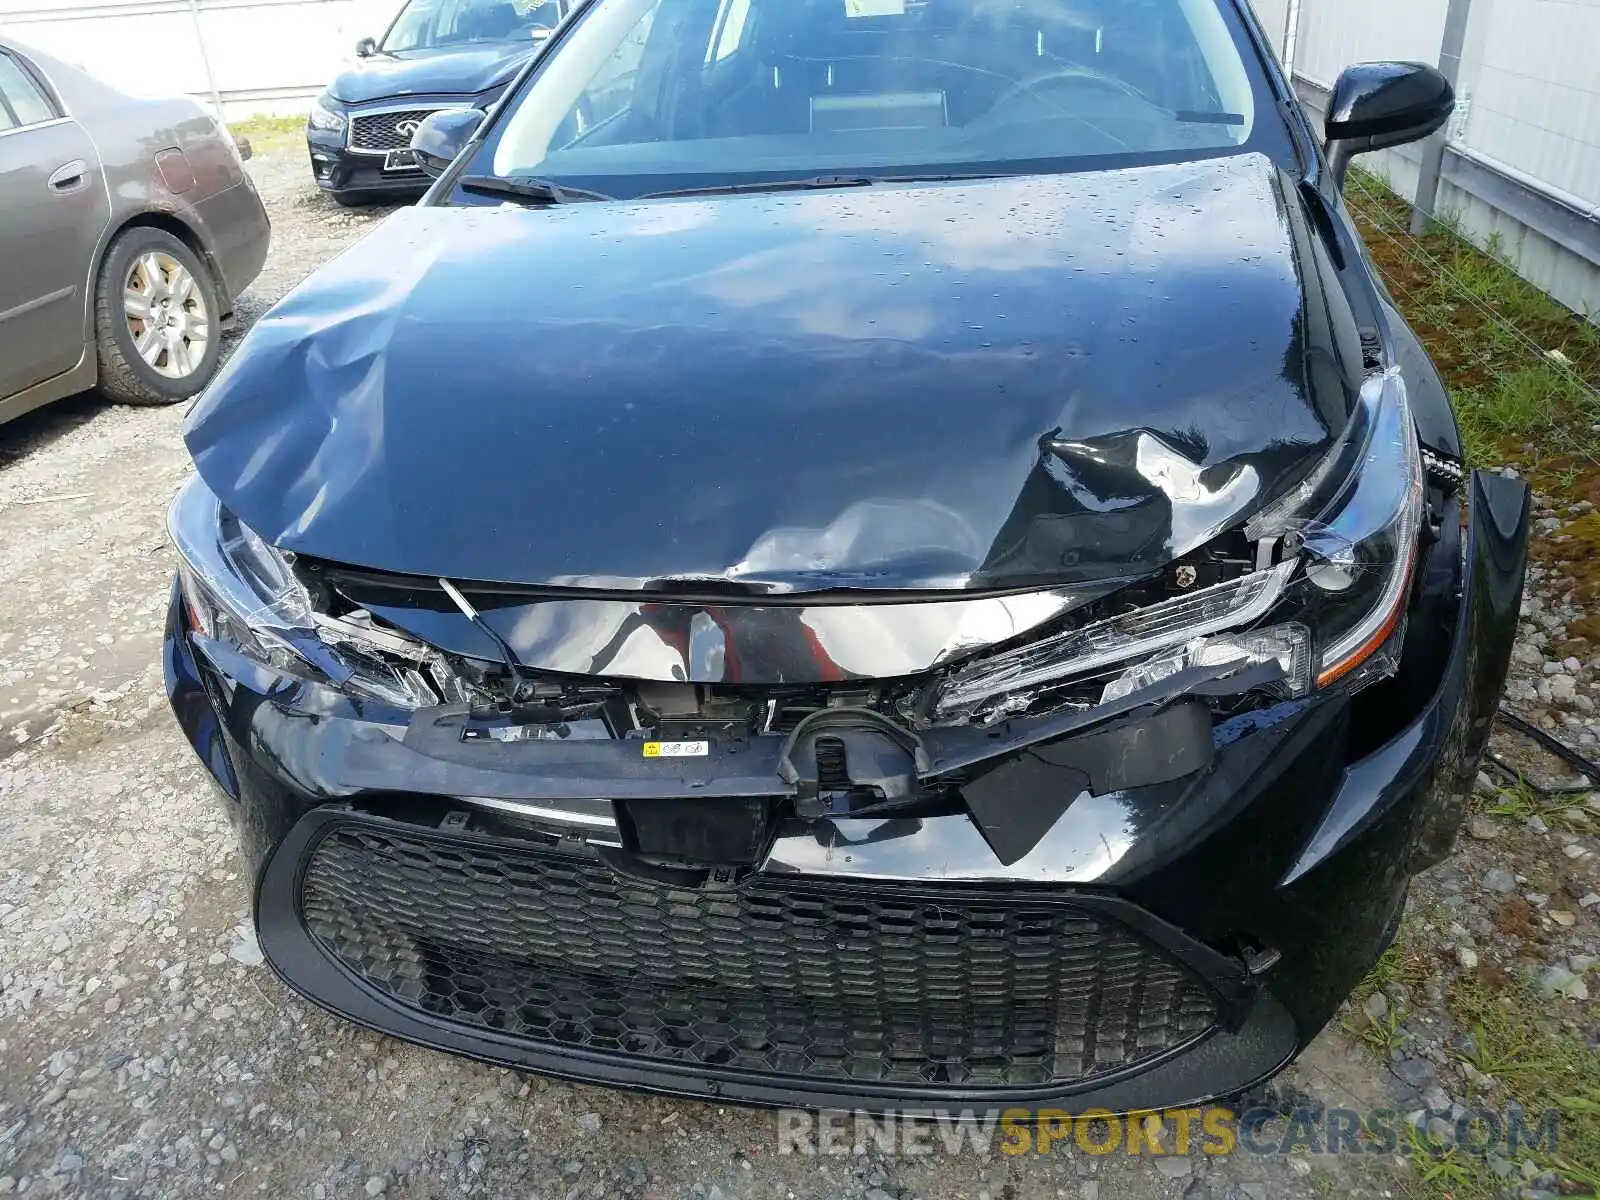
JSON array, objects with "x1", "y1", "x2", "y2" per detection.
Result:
[
  {"x1": 1324, "y1": 61, "x2": 1454, "y2": 192},
  {"x1": 411, "y1": 108, "x2": 486, "y2": 178},
  {"x1": 355, "y1": 36, "x2": 378, "y2": 57}
]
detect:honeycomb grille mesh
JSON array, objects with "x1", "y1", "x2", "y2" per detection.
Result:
[
  {"x1": 299, "y1": 824, "x2": 1219, "y2": 1090},
  {"x1": 349, "y1": 109, "x2": 443, "y2": 152}
]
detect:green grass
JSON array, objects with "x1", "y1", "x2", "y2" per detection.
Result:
[
  {"x1": 229, "y1": 113, "x2": 304, "y2": 137},
  {"x1": 1349, "y1": 1002, "x2": 1406, "y2": 1054},
  {"x1": 1394, "y1": 978, "x2": 1600, "y2": 1199},
  {"x1": 1362, "y1": 935, "x2": 1431, "y2": 994},
  {"x1": 1341, "y1": 935, "x2": 1429, "y2": 1052},
  {"x1": 1474, "y1": 776, "x2": 1595, "y2": 826},
  {"x1": 1307, "y1": 1168, "x2": 1342, "y2": 1196},
  {"x1": 226, "y1": 113, "x2": 306, "y2": 155},
  {"x1": 1345, "y1": 169, "x2": 1600, "y2": 474},
  {"x1": 1407, "y1": 1124, "x2": 1480, "y2": 1197},
  {"x1": 1451, "y1": 365, "x2": 1597, "y2": 465}
]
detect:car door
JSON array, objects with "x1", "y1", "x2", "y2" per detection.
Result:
[{"x1": 0, "y1": 49, "x2": 108, "y2": 401}]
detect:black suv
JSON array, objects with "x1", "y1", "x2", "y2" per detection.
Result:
[{"x1": 305, "y1": 0, "x2": 580, "y2": 204}]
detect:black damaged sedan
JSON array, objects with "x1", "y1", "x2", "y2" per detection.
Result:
[{"x1": 166, "y1": 0, "x2": 1529, "y2": 1114}]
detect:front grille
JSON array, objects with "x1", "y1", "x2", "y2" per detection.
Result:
[
  {"x1": 349, "y1": 108, "x2": 443, "y2": 153},
  {"x1": 300, "y1": 824, "x2": 1219, "y2": 1090}
]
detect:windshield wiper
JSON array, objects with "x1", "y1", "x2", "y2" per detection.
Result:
[
  {"x1": 457, "y1": 174, "x2": 615, "y2": 204},
  {"x1": 640, "y1": 171, "x2": 1002, "y2": 200}
]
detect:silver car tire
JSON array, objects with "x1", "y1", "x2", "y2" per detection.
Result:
[{"x1": 94, "y1": 227, "x2": 223, "y2": 406}]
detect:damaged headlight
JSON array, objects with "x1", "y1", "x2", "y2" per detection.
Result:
[
  {"x1": 168, "y1": 476, "x2": 447, "y2": 709},
  {"x1": 932, "y1": 370, "x2": 1423, "y2": 723},
  {"x1": 1246, "y1": 369, "x2": 1425, "y2": 688},
  {"x1": 933, "y1": 562, "x2": 1307, "y2": 723}
]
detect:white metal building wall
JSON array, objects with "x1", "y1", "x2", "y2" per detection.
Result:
[
  {"x1": 0, "y1": 0, "x2": 400, "y2": 116},
  {"x1": 1248, "y1": 0, "x2": 1290, "y2": 56},
  {"x1": 1459, "y1": 0, "x2": 1600, "y2": 209},
  {"x1": 1275, "y1": 0, "x2": 1599, "y2": 317},
  {"x1": 1287, "y1": 0, "x2": 1451, "y2": 88}
]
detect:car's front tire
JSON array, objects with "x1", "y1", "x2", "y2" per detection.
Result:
[{"x1": 94, "y1": 227, "x2": 222, "y2": 407}]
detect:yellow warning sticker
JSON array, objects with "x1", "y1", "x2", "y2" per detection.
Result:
[{"x1": 642, "y1": 740, "x2": 710, "y2": 758}]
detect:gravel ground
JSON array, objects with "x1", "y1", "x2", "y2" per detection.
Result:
[{"x1": 0, "y1": 144, "x2": 1593, "y2": 1200}]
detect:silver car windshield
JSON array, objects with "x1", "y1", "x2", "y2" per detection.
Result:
[{"x1": 488, "y1": 0, "x2": 1260, "y2": 187}]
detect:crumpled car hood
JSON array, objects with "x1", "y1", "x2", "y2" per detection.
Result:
[{"x1": 185, "y1": 152, "x2": 1349, "y2": 594}]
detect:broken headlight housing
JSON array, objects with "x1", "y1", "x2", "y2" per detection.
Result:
[
  {"x1": 1246, "y1": 369, "x2": 1425, "y2": 688},
  {"x1": 933, "y1": 561, "x2": 1307, "y2": 723},
  {"x1": 168, "y1": 476, "x2": 451, "y2": 709},
  {"x1": 932, "y1": 371, "x2": 1423, "y2": 723}
]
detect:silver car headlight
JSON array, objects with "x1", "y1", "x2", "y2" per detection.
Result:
[
  {"x1": 306, "y1": 98, "x2": 347, "y2": 134},
  {"x1": 168, "y1": 476, "x2": 450, "y2": 709},
  {"x1": 932, "y1": 370, "x2": 1424, "y2": 724}
]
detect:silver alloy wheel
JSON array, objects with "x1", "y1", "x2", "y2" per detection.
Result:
[{"x1": 123, "y1": 251, "x2": 210, "y2": 380}]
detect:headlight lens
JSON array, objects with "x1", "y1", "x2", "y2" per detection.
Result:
[
  {"x1": 1248, "y1": 369, "x2": 1425, "y2": 688},
  {"x1": 307, "y1": 99, "x2": 347, "y2": 134},
  {"x1": 169, "y1": 477, "x2": 449, "y2": 709},
  {"x1": 933, "y1": 561, "x2": 1305, "y2": 723},
  {"x1": 931, "y1": 370, "x2": 1424, "y2": 723},
  {"x1": 1099, "y1": 623, "x2": 1312, "y2": 705}
]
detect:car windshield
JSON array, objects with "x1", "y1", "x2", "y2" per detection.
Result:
[
  {"x1": 482, "y1": 0, "x2": 1261, "y2": 195},
  {"x1": 384, "y1": 0, "x2": 570, "y2": 52}
]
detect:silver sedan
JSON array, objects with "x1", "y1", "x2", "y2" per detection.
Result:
[{"x1": 0, "y1": 36, "x2": 271, "y2": 421}]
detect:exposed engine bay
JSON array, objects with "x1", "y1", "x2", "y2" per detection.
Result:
[
  {"x1": 279, "y1": 480, "x2": 1443, "y2": 875},
  {"x1": 170, "y1": 364, "x2": 1459, "y2": 871},
  {"x1": 300, "y1": 523, "x2": 1271, "y2": 738}
]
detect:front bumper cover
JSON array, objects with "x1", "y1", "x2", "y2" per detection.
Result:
[
  {"x1": 266, "y1": 805, "x2": 1299, "y2": 1113},
  {"x1": 164, "y1": 472, "x2": 1529, "y2": 1113},
  {"x1": 306, "y1": 125, "x2": 431, "y2": 198}
]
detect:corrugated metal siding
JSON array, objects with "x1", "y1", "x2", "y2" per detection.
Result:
[
  {"x1": 1457, "y1": 0, "x2": 1600, "y2": 207},
  {"x1": 4, "y1": 4, "x2": 219, "y2": 100},
  {"x1": 1286, "y1": 0, "x2": 1597, "y2": 318},
  {"x1": 1442, "y1": 181, "x2": 1600, "y2": 316},
  {"x1": 1290, "y1": 0, "x2": 1449, "y2": 88}
]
